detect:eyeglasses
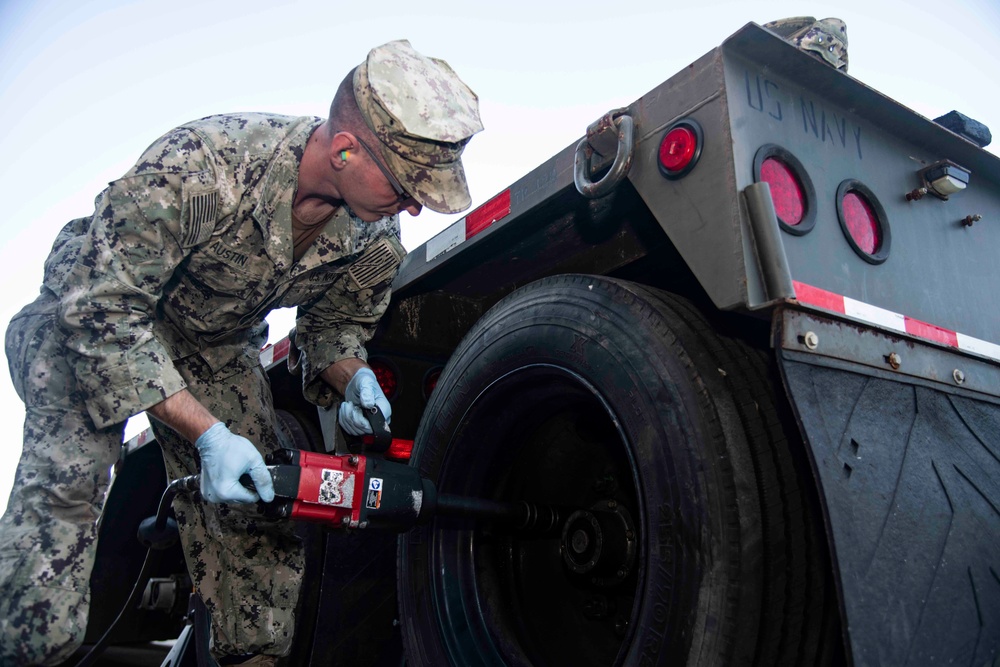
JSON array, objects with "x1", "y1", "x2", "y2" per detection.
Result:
[{"x1": 356, "y1": 137, "x2": 410, "y2": 203}]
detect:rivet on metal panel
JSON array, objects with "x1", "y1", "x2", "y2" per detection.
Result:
[
  {"x1": 953, "y1": 369, "x2": 966, "y2": 385},
  {"x1": 886, "y1": 352, "x2": 902, "y2": 370},
  {"x1": 800, "y1": 331, "x2": 819, "y2": 350},
  {"x1": 961, "y1": 214, "x2": 982, "y2": 227}
]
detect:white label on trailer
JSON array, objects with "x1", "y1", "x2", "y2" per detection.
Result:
[
  {"x1": 844, "y1": 297, "x2": 906, "y2": 333},
  {"x1": 426, "y1": 219, "x2": 466, "y2": 262}
]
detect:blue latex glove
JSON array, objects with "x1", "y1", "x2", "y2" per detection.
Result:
[
  {"x1": 195, "y1": 422, "x2": 275, "y2": 504},
  {"x1": 338, "y1": 367, "x2": 392, "y2": 436}
]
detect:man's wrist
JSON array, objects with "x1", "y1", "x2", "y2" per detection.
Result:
[
  {"x1": 321, "y1": 358, "x2": 369, "y2": 396},
  {"x1": 148, "y1": 389, "x2": 221, "y2": 443}
]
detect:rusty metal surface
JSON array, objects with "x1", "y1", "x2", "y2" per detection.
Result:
[{"x1": 779, "y1": 309, "x2": 1000, "y2": 401}]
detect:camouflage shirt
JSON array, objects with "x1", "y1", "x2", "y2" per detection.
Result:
[{"x1": 43, "y1": 113, "x2": 405, "y2": 429}]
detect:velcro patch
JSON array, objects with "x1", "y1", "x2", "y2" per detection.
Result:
[
  {"x1": 348, "y1": 237, "x2": 403, "y2": 290},
  {"x1": 183, "y1": 192, "x2": 218, "y2": 248}
]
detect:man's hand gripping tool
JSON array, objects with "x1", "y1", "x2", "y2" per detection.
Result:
[{"x1": 250, "y1": 406, "x2": 561, "y2": 533}]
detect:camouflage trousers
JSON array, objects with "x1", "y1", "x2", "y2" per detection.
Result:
[{"x1": 0, "y1": 293, "x2": 304, "y2": 665}]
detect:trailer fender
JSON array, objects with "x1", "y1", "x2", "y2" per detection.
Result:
[{"x1": 776, "y1": 316, "x2": 1000, "y2": 666}]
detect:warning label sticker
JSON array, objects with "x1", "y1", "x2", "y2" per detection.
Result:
[
  {"x1": 318, "y1": 469, "x2": 354, "y2": 508},
  {"x1": 366, "y1": 477, "x2": 383, "y2": 510}
]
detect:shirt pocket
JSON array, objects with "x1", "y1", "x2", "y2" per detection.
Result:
[
  {"x1": 183, "y1": 238, "x2": 263, "y2": 301},
  {"x1": 5, "y1": 310, "x2": 51, "y2": 403},
  {"x1": 5, "y1": 311, "x2": 75, "y2": 408},
  {"x1": 278, "y1": 265, "x2": 347, "y2": 307}
]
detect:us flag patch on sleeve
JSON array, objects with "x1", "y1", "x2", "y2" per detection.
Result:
[
  {"x1": 348, "y1": 237, "x2": 404, "y2": 290},
  {"x1": 183, "y1": 191, "x2": 218, "y2": 248}
]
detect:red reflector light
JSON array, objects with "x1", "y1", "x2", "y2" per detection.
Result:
[
  {"x1": 660, "y1": 127, "x2": 696, "y2": 171},
  {"x1": 368, "y1": 359, "x2": 399, "y2": 400},
  {"x1": 835, "y1": 179, "x2": 890, "y2": 264},
  {"x1": 386, "y1": 438, "x2": 414, "y2": 461},
  {"x1": 842, "y1": 191, "x2": 879, "y2": 254},
  {"x1": 465, "y1": 190, "x2": 511, "y2": 240},
  {"x1": 658, "y1": 119, "x2": 702, "y2": 179},
  {"x1": 760, "y1": 157, "x2": 805, "y2": 226},
  {"x1": 423, "y1": 367, "x2": 442, "y2": 401}
]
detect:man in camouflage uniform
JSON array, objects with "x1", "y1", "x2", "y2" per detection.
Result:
[{"x1": 0, "y1": 39, "x2": 482, "y2": 666}]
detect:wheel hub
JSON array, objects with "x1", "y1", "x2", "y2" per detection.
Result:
[{"x1": 560, "y1": 500, "x2": 637, "y2": 585}]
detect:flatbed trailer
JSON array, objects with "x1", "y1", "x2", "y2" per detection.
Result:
[{"x1": 85, "y1": 21, "x2": 998, "y2": 667}]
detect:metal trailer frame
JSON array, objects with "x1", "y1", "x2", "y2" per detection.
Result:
[{"x1": 92, "y1": 22, "x2": 998, "y2": 666}]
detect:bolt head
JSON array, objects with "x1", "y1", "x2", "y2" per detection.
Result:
[
  {"x1": 953, "y1": 369, "x2": 966, "y2": 385},
  {"x1": 803, "y1": 331, "x2": 819, "y2": 350}
]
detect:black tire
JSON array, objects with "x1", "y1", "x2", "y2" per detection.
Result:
[{"x1": 398, "y1": 275, "x2": 839, "y2": 666}]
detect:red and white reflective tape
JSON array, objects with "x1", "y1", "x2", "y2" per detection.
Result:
[
  {"x1": 259, "y1": 337, "x2": 292, "y2": 368},
  {"x1": 793, "y1": 281, "x2": 1000, "y2": 363},
  {"x1": 425, "y1": 190, "x2": 512, "y2": 262}
]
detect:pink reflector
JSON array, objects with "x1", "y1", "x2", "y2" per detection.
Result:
[
  {"x1": 842, "y1": 191, "x2": 880, "y2": 254},
  {"x1": 761, "y1": 158, "x2": 804, "y2": 225},
  {"x1": 466, "y1": 190, "x2": 511, "y2": 239}
]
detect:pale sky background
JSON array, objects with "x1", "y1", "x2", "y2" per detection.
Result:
[{"x1": 0, "y1": 0, "x2": 997, "y2": 515}]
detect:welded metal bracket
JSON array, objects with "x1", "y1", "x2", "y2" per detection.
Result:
[{"x1": 743, "y1": 181, "x2": 795, "y2": 307}]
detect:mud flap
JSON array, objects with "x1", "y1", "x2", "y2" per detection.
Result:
[{"x1": 777, "y1": 333, "x2": 1000, "y2": 665}]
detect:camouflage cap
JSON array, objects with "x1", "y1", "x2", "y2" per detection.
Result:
[
  {"x1": 354, "y1": 40, "x2": 484, "y2": 214},
  {"x1": 763, "y1": 17, "x2": 849, "y2": 72}
]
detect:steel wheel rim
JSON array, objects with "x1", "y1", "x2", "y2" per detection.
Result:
[{"x1": 426, "y1": 364, "x2": 644, "y2": 666}]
